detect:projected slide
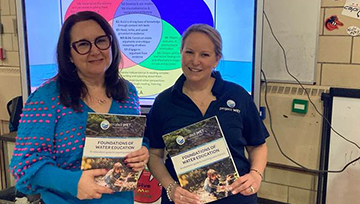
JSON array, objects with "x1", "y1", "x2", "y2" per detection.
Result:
[
  {"x1": 63, "y1": 0, "x2": 213, "y2": 100},
  {"x1": 24, "y1": 0, "x2": 256, "y2": 105}
]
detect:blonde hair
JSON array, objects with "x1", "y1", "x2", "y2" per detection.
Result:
[
  {"x1": 113, "y1": 162, "x2": 122, "y2": 169},
  {"x1": 207, "y1": 169, "x2": 217, "y2": 177},
  {"x1": 181, "y1": 24, "x2": 223, "y2": 58}
]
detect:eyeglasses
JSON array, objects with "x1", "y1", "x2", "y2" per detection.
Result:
[{"x1": 70, "y1": 35, "x2": 112, "y2": 55}]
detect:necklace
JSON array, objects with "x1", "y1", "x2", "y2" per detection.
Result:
[
  {"x1": 97, "y1": 99, "x2": 106, "y2": 105},
  {"x1": 91, "y1": 96, "x2": 107, "y2": 105},
  {"x1": 183, "y1": 86, "x2": 211, "y2": 107},
  {"x1": 193, "y1": 94, "x2": 208, "y2": 107}
]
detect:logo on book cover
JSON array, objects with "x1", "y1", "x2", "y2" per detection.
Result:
[
  {"x1": 100, "y1": 120, "x2": 110, "y2": 130},
  {"x1": 226, "y1": 100, "x2": 236, "y2": 108},
  {"x1": 176, "y1": 136, "x2": 185, "y2": 145}
]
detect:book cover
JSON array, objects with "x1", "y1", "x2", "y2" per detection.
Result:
[
  {"x1": 81, "y1": 112, "x2": 146, "y2": 192},
  {"x1": 163, "y1": 116, "x2": 239, "y2": 203}
]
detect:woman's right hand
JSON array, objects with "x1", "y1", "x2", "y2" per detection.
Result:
[
  {"x1": 171, "y1": 184, "x2": 201, "y2": 204},
  {"x1": 77, "y1": 169, "x2": 114, "y2": 200}
]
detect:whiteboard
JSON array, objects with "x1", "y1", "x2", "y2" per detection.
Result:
[
  {"x1": 261, "y1": 0, "x2": 321, "y2": 83},
  {"x1": 325, "y1": 95, "x2": 360, "y2": 204}
]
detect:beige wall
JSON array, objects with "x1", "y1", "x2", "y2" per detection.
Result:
[
  {"x1": 0, "y1": 0, "x2": 359, "y2": 202},
  {"x1": 258, "y1": 0, "x2": 360, "y2": 203},
  {"x1": 0, "y1": 0, "x2": 21, "y2": 127}
]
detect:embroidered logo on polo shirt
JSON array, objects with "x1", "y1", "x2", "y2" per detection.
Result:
[
  {"x1": 100, "y1": 120, "x2": 110, "y2": 130},
  {"x1": 176, "y1": 136, "x2": 185, "y2": 145},
  {"x1": 219, "y1": 99, "x2": 240, "y2": 113},
  {"x1": 227, "y1": 100, "x2": 236, "y2": 108}
]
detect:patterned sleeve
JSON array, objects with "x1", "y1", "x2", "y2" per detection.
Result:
[
  {"x1": 126, "y1": 81, "x2": 141, "y2": 115},
  {"x1": 8, "y1": 82, "x2": 78, "y2": 195}
]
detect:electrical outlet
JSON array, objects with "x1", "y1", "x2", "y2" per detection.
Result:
[
  {"x1": 260, "y1": 106, "x2": 266, "y2": 120},
  {"x1": 292, "y1": 99, "x2": 308, "y2": 114}
]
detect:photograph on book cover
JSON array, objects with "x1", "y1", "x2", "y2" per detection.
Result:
[
  {"x1": 82, "y1": 158, "x2": 137, "y2": 191},
  {"x1": 163, "y1": 116, "x2": 223, "y2": 155},
  {"x1": 163, "y1": 116, "x2": 238, "y2": 203},
  {"x1": 85, "y1": 113, "x2": 146, "y2": 137},
  {"x1": 178, "y1": 157, "x2": 237, "y2": 203},
  {"x1": 81, "y1": 113, "x2": 146, "y2": 191}
]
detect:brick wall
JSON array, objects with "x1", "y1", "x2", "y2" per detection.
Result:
[
  {"x1": 0, "y1": 0, "x2": 21, "y2": 127},
  {"x1": 258, "y1": 0, "x2": 360, "y2": 203}
]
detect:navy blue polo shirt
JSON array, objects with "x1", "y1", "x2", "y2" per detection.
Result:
[{"x1": 145, "y1": 71, "x2": 269, "y2": 204}]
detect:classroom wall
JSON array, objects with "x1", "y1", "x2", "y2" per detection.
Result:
[
  {"x1": 258, "y1": 0, "x2": 360, "y2": 203},
  {"x1": 0, "y1": 0, "x2": 359, "y2": 203},
  {"x1": 0, "y1": 0, "x2": 21, "y2": 134}
]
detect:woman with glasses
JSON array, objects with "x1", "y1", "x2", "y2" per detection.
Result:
[{"x1": 9, "y1": 11, "x2": 149, "y2": 204}]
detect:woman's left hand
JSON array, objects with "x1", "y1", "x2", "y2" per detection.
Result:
[
  {"x1": 228, "y1": 171, "x2": 262, "y2": 196},
  {"x1": 124, "y1": 146, "x2": 149, "y2": 171}
]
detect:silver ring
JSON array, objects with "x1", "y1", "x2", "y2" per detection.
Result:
[
  {"x1": 249, "y1": 186, "x2": 255, "y2": 193},
  {"x1": 180, "y1": 195, "x2": 183, "y2": 200}
]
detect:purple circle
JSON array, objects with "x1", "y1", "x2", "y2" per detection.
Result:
[
  {"x1": 114, "y1": 0, "x2": 161, "y2": 19},
  {"x1": 151, "y1": 0, "x2": 214, "y2": 35}
]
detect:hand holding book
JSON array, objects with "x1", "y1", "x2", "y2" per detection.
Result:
[
  {"x1": 77, "y1": 169, "x2": 114, "y2": 200},
  {"x1": 162, "y1": 116, "x2": 239, "y2": 203},
  {"x1": 124, "y1": 146, "x2": 149, "y2": 172},
  {"x1": 81, "y1": 113, "x2": 147, "y2": 192},
  {"x1": 227, "y1": 172, "x2": 260, "y2": 196},
  {"x1": 167, "y1": 181, "x2": 201, "y2": 204}
]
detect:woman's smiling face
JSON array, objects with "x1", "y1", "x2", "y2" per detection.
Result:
[
  {"x1": 69, "y1": 20, "x2": 112, "y2": 80},
  {"x1": 180, "y1": 32, "x2": 220, "y2": 84}
]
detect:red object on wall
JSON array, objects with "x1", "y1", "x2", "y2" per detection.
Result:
[
  {"x1": 135, "y1": 168, "x2": 162, "y2": 203},
  {"x1": 325, "y1": 15, "x2": 344, "y2": 31},
  {"x1": 0, "y1": 48, "x2": 5, "y2": 60}
]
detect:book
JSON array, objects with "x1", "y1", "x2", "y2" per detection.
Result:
[
  {"x1": 81, "y1": 112, "x2": 146, "y2": 192},
  {"x1": 162, "y1": 116, "x2": 239, "y2": 204}
]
